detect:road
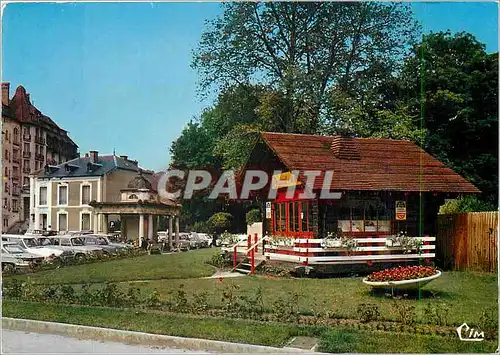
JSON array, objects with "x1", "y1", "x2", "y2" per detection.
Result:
[{"x1": 2, "y1": 330, "x2": 208, "y2": 354}]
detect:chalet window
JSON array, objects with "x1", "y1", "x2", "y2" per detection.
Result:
[
  {"x1": 81, "y1": 185, "x2": 91, "y2": 205},
  {"x1": 58, "y1": 214, "x2": 68, "y2": 232},
  {"x1": 301, "y1": 202, "x2": 309, "y2": 232},
  {"x1": 39, "y1": 186, "x2": 47, "y2": 206}
]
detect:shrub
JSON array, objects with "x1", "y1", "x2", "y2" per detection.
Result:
[
  {"x1": 192, "y1": 221, "x2": 213, "y2": 234},
  {"x1": 208, "y1": 212, "x2": 233, "y2": 232},
  {"x1": 245, "y1": 209, "x2": 261, "y2": 225},
  {"x1": 424, "y1": 302, "x2": 450, "y2": 326},
  {"x1": 439, "y1": 195, "x2": 496, "y2": 214},
  {"x1": 206, "y1": 251, "x2": 231, "y2": 268},
  {"x1": 272, "y1": 292, "x2": 301, "y2": 323},
  {"x1": 392, "y1": 295, "x2": 416, "y2": 325},
  {"x1": 357, "y1": 303, "x2": 380, "y2": 323}
]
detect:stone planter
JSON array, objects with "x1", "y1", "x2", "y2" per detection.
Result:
[{"x1": 362, "y1": 270, "x2": 442, "y2": 290}]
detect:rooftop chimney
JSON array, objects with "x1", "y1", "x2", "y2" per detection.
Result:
[
  {"x1": 330, "y1": 136, "x2": 361, "y2": 160},
  {"x1": 2, "y1": 82, "x2": 10, "y2": 105},
  {"x1": 89, "y1": 150, "x2": 98, "y2": 164},
  {"x1": 120, "y1": 155, "x2": 128, "y2": 160}
]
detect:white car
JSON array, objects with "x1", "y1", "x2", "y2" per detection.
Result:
[
  {"x1": 1, "y1": 234, "x2": 71, "y2": 260},
  {"x1": 1, "y1": 242, "x2": 44, "y2": 271}
]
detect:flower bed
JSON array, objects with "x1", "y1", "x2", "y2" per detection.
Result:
[
  {"x1": 367, "y1": 266, "x2": 438, "y2": 282},
  {"x1": 363, "y1": 266, "x2": 441, "y2": 290}
]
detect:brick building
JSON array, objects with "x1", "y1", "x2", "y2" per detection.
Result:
[{"x1": 1, "y1": 83, "x2": 79, "y2": 232}]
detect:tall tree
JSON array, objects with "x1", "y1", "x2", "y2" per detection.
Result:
[
  {"x1": 193, "y1": 2, "x2": 418, "y2": 132},
  {"x1": 401, "y1": 31, "x2": 498, "y2": 202}
]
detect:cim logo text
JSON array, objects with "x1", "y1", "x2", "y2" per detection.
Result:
[{"x1": 456, "y1": 323, "x2": 485, "y2": 342}]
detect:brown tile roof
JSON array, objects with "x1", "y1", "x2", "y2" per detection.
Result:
[{"x1": 260, "y1": 132, "x2": 480, "y2": 193}]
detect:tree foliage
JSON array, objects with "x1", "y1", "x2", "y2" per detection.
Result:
[
  {"x1": 245, "y1": 208, "x2": 262, "y2": 226},
  {"x1": 208, "y1": 212, "x2": 233, "y2": 231},
  {"x1": 401, "y1": 31, "x2": 498, "y2": 203},
  {"x1": 193, "y1": 2, "x2": 418, "y2": 130}
]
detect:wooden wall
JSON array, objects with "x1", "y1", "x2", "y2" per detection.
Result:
[{"x1": 436, "y1": 212, "x2": 498, "y2": 272}]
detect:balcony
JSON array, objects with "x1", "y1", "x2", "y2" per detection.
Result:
[
  {"x1": 23, "y1": 166, "x2": 31, "y2": 174},
  {"x1": 35, "y1": 154, "x2": 45, "y2": 161},
  {"x1": 12, "y1": 157, "x2": 20, "y2": 165},
  {"x1": 12, "y1": 206, "x2": 19, "y2": 213},
  {"x1": 12, "y1": 187, "x2": 20, "y2": 196},
  {"x1": 23, "y1": 134, "x2": 32, "y2": 141},
  {"x1": 12, "y1": 175, "x2": 19, "y2": 182},
  {"x1": 13, "y1": 140, "x2": 20, "y2": 146},
  {"x1": 23, "y1": 151, "x2": 31, "y2": 158},
  {"x1": 35, "y1": 136, "x2": 46, "y2": 145}
]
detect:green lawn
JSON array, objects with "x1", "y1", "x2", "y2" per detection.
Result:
[
  {"x1": 9, "y1": 248, "x2": 216, "y2": 284},
  {"x1": 4, "y1": 248, "x2": 498, "y2": 352},
  {"x1": 114, "y1": 271, "x2": 497, "y2": 326},
  {"x1": 3, "y1": 300, "x2": 496, "y2": 353}
]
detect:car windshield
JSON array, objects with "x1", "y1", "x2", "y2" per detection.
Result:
[
  {"x1": 70, "y1": 238, "x2": 84, "y2": 246},
  {"x1": 37, "y1": 238, "x2": 52, "y2": 246},
  {"x1": 24, "y1": 238, "x2": 38, "y2": 247},
  {"x1": 4, "y1": 244, "x2": 25, "y2": 254}
]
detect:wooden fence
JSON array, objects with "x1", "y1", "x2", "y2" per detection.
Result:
[{"x1": 436, "y1": 212, "x2": 498, "y2": 272}]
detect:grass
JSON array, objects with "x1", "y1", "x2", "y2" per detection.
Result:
[
  {"x1": 3, "y1": 300, "x2": 497, "y2": 353},
  {"x1": 318, "y1": 329, "x2": 496, "y2": 353},
  {"x1": 8, "y1": 248, "x2": 216, "y2": 284},
  {"x1": 4, "y1": 249, "x2": 498, "y2": 352},
  {"x1": 112, "y1": 271, "x2": 497, "y2": 326}
]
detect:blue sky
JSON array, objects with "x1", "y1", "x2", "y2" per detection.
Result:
[{"x1": 2, "y1": 2, "x2": 498, "y2": 171}]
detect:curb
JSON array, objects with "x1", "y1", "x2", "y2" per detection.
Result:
[{"x1": 2, "y1": 317, "x2": 313, "y2": 353}]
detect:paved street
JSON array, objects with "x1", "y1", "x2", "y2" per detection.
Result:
[{"x1": 2, "y1": 330, "x2": 208, "y2": 354}]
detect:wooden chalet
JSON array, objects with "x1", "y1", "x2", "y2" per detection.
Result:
[{"x1": 238, "y1": 132, "x2": 480, "y2": 268}]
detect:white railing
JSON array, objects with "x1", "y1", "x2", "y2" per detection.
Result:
[{"x1": 264, "y1": 236, "x2": 436, "y2": 265}]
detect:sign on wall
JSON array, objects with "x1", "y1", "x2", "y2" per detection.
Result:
[
  {"x1": 395, "y1": 200, "x2": 407, "y2": 220},
  {"x1": 271, "y1": 171, "x2": 301, "y2": 189},
  {"x1": 265, "y1": 201, "x2": 272, "y2": 219}
]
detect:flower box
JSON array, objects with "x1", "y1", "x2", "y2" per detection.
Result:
[
  {"x1": 385, "y1": 239, "x2": 402, "y2": 247},
  {"x1": 321, "y1": 239, "x2": 342, "y2": 248}
]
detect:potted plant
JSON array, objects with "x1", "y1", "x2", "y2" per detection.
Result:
[{"x1": 321, "y1": 229, "x2": 343, "y2": 248}]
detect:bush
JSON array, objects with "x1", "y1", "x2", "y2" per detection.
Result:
[
  {"x1": 245, "y1": 209, "x2": 262, "y2": 225},
  {"x1": 208, "y1": 212, "x2": 233, "y2": 231},
  {"x1": 424, "y1": 302, "x2": 450, "y2": 326},
  {"x1": 192, "y1": 221, "x2": 213, "y2": 234},
  {"x1": 439, "y1": 195, "x2": 496, "y2": 214},
  {"x1": 206, "y1": 251, "x2": 231, "y2": 268},
  {"x1": 357, "y1": 303, "x2": 380, "y2": 323}
]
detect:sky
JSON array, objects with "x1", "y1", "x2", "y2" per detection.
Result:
[{"x1": 2, "y1": 2, "x2": 498, "y2": 172}]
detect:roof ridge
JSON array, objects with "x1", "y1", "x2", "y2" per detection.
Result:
[{"x1": 261, "y1": 131, "x2": 410, "y2": 142}]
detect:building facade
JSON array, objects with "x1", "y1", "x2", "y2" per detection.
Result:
[
  {"x1": 1, "y1": 83, "x2": 79, "y2": 233},
  {"x1": 29, "y1": 151, "x2": 156, "y2": 234}
]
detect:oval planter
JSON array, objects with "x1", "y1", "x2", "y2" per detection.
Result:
[{"x1": 362, "y1": 270, "x2": 442, "y2": 290}]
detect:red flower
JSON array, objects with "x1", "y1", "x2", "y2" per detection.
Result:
[
  {"x1": 367, "y1": 261, "x2": 373, "y2": 266},
  {"x1": 218, "y1": 277, "x2": 224, "y2": 282},
  {"x1": 367, "y1": 265, "x2": 437, "y2": 282}
]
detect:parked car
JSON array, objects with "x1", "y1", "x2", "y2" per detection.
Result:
[
  {"x1": 189, "y1": 233, "x2": 210, "y2": 248},
  {"x1": 1, "y1": 234, "x2": 72, "y2": 260},
  {"x1": 1, "y1": 242, "x2": 44, "y2": 271},
  {"x1": 197, "y1": 233, "x2": 213, "y2": 247},
  {"x1": 48, "y1": 236, "x2": 105, "y2": 259},
  {"x1": 95, "y1": 234, "x2": 133, "y2": 250},
  {"x1": 80, "y1": 235, "x2": 121, "y2": 254}
]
